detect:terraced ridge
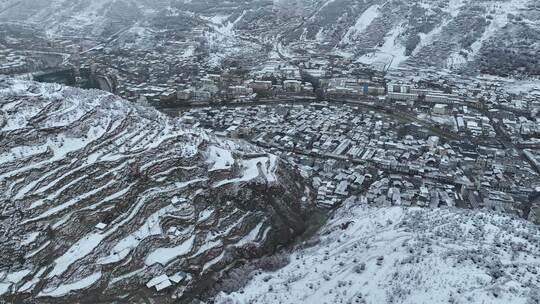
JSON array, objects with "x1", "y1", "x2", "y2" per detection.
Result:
[{"x1": 0, "y1": 80, "x2": 312, "y2": 303}]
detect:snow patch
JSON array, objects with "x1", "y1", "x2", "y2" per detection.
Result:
[
  {"x1": 341, "y1": 5, "x2": 380, "y2": 45},
  {"x1": 38, "y1": 272, "x2": 101, "y2": 298},
  {"x1": 145, "y1": 235, "x2": 196, "y2": 266}
]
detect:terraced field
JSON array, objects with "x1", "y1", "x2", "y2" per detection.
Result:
[{"x1": 0, "y1": 80, "x2": 313, "y2": 303}]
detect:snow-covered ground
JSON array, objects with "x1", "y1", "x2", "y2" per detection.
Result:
[
  {"x1": 340, "y1": 4, "x2": 381, "y2": 45},
  {"x1": 446, "y1": 0, "x2": 531, "y2": 69},
  {"x1": 217, "y1": 203, "x2": 540, "y2": 304},
  {"x1": 356, "y1": 24, "x2": 408, "y2": 69},
  {"x1": 277, "y1": 0, "x2": 540, "y2": 74}
]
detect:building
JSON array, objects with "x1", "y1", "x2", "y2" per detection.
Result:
[
  {"x1": 432, "y1": 104, "x2": 448, "y2": 115},
  {"x1": 387, "y1": 92, "x2": 417, "y2": 102},
  {"x1": 177, "y1": 89, "x2": 193, "y2": 102},
  {"x1": 250, "y1": 80, "x2": 273, "y2": 91},
  {"x1": 228, "y1": 85, "x2": 253, "y2": 98},
  {"x1": 367, "y1": 86, "x2": 385, "y2": 95},
  {"x1": 160, "y1": 89, "x2": 177, "y2": 104},
  {"x1": 283, "y1": 80, "x2": 302, "y2": 93}
]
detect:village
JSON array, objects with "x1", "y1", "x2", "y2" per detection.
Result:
[
  {"x1": 176, "y1": 99, "x2": 540, "y2": 222},
  {"x1": 2, "y1": 23, "x2": 540, "y2": 224}
]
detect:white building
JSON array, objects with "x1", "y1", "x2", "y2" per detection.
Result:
[
  {"x1": 283, "y1": 80, "x2": 302, "y2": 93},
  {"x1": 432, "y1": 104, "x2": 448, "y2": 115}
]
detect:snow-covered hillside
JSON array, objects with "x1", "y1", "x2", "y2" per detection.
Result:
[
  {"x1": 217, "y1": 202, "x2": 540, "y2": 304},
  {"x1": 0, "y1": 80, "x2": 312, "y2": 302},
  {"x1": 2, "y1": 0, "x2": 538, "y2": 75},
  {"x1": 0, "y1": 0, "x2": 145, "y2": 37},
  {"x1": 277, "y1": 0, "x2": 540, "y2": 75}
]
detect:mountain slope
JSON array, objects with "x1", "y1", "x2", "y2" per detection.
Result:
[
  {"x1": 1, "y1": 0, "x2": 538, "y2": 76},
  {"x1": 279, "y1": 0, "x2": 540, "y2": 75},
  {"x1": 0, "y1": 0, "x2": 146, "y2": 36},
  {"x1": 217, "y1": 202, "x2": 540, "y2": 304},
  {"x1": 0, "y1": 80, "x2": 313, "y2": 303}
]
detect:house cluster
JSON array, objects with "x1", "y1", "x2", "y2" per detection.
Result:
[
  {"x1": 0, "y1": 50, "x2": 32, "y2": 74},
  {"x1": 0, "y1": 50, "x2": 58, "y2": 75},
  {"x1": 0, "y1": 35, "x2": 85, "y2": 75},
  {"x1": 76, "y1": 36, "x2": 399, "y2": 106},
  {"x1": 386, "y1": 70, "x2": 540, "y2": 145},
  {"x1": 111, "y1": 54, "x2": 322, "y2": 105},
  {"x1": 491, "y1": 108, "x2": 540, "y2": 148},
  {"x1": 325, "y1": 77, "x2": 385, "y2": 97},
  {"x1": 180, "y1": 102, "x2": 539, "y2": 215}
]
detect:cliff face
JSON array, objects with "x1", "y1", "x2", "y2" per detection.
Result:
[{"x1": 0, "y1": 80, "x2": 313, "y2": 303}]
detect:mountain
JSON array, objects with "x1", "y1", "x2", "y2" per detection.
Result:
[
  {"x1": 0, "y1": 0, "x2": 145, "y2": 36},
  {"x1": 1, "y1": 0, "x2": 539, "y2": 76},
  {"x1": 0, "y1": 79, "x2": 313, "y2": 303},
  {"x1": 217, "y1": 202, "x2": 540, "y2": 304},
  {"x1": 283, "y1": 0, "x2": 540, "y2": 76}
]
